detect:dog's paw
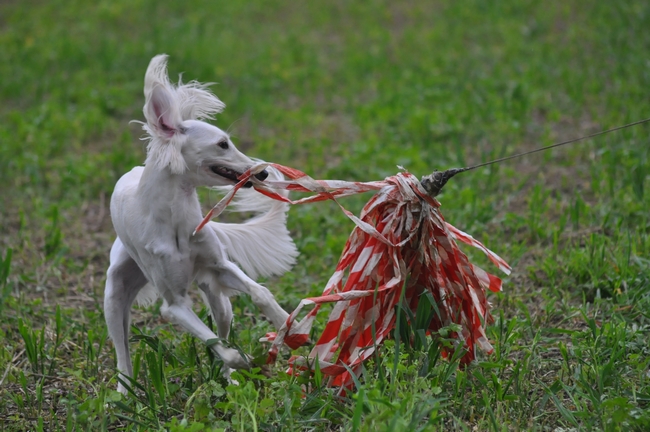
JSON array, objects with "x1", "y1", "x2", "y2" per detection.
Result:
[
  {"x1": 221, "y1": 348, "x2": 251, "y2": 370},
  {"x1": 258, "y1": 364, "x2": 272, "y2": 378},
  {"x1": 222, "y1": 367, "x2": 239, "y2": 386}
]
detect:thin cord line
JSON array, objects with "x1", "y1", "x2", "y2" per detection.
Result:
[
  {"x1": 464, "y1": 117, "x2": 650, "y2": 171},
  {"x1": 420, "y1": 117, "x2": 650, "y2": 197}
]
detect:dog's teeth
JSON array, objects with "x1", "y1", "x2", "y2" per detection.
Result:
[{"x1": 210, "y1": 166, "x2": 243, "y2": 182}]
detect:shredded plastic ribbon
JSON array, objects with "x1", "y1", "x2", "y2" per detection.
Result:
[{"x1": 195, "y1": 162, "x2": 511, "y2": 389}]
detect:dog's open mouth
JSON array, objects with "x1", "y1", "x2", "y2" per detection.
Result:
[
  {"x1": 210, "y1": 166, "x2": 269, "y2": 187},
  {"x1": 210, "y1": 166, "x2": 253, "y2": 187}
]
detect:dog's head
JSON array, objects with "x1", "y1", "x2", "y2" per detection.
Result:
[{"x1": 140, "y1": 55, "x2": 267, "y2": 187}]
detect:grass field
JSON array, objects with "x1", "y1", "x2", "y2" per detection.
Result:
[{"x1": 1, "y1": 0, "x2": 650, "y2": 430}]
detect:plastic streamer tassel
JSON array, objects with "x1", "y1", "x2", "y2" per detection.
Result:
[{"x1": 195, "y1": 162, "x2": 511, "y2": 389}]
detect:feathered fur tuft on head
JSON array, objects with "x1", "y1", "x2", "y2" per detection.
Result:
[{"x1": 140, "y1": 54, "x2": 226, "y2": 174}]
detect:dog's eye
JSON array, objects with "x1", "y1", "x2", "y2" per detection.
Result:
[{"x1": 218, "y1": 140, "x2": 229, "y2": 150}]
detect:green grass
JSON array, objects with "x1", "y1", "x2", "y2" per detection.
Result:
[{"x1": 1, "y1": 0, "x2": 650, "y2": 430}]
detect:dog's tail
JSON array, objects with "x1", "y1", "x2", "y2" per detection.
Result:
[{"x1": 208, "y1": 166, "x2": 298, "y2": 279}]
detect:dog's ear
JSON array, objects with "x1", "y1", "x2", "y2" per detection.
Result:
[
  {"x1": 143, "y1": 55, "x2": 182, "y2": 140},
  {"x1": 142, "y1": 55, "x2": 187, "y2": 174},
  {"x1": 146, "y1": 84, "x2": 181, "y2": 138}
]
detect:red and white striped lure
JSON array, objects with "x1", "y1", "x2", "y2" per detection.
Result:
[{"x1": 195, "y1": 162, "x2": 511, "y2": 389}]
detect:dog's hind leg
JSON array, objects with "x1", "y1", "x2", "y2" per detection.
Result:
[{"x1": 104, "y1": 238, "x2": 148, "y2": 394}]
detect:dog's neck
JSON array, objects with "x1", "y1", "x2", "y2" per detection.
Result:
[{"x1": 137, "y1": 163, "x2": 200, "y2": 218}]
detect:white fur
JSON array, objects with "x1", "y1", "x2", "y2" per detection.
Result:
[{"x1": 104, "y1": 55, "x2": 297, "y2": 394}]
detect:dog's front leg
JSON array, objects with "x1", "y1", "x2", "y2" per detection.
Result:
[
  {"x1": 147, "y1": 251, "x2": 250, "y2": 370},
  {"x1": 214, "y1": 262, "x2": 289, "y2": 330},
  {"x1": 197, "y1": 278, "x2": 241, "y2": 382},
  {"x1": 194, "y1": 228, "x2": 290, "y2": 330},
  {"x1": 159, "y1": 298, "x2": 250, "y2": 369},
  {"x1": 197, "y1": 278, "x2": 233, "y2": 339}
]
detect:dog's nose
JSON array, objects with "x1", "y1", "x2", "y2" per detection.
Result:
[{"x1": 254, "y1": 169, "x2": 269, "y2": 181}]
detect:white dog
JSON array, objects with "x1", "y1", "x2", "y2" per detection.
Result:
[{"x1": 104, "y1": 55, "x2": 297, "y2": 394}]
